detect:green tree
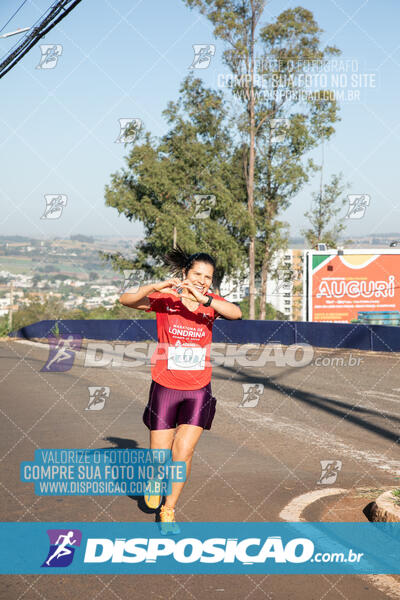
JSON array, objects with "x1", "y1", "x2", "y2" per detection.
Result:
[
  {"x1": 184, "y1": 0, "x2": 266, "y2": 317},
  {"x1": 239, "y1": 296, "x2": 287, "y2": 320},
  {"x1": 183, "y1": 2, "x2": 340, "y2": 319},
  {"x1": 302, "y1": 173, "x2": 349, "y2": 248},
  {"x1": 104, "y1": 75, "x2": 250, "y2": 292},
  {"x1": 10, "y1": 296, "x2": 66, "y2": 333},
  {"x1": 83, "y1": 301, "x2": 154, "y2": 320}
]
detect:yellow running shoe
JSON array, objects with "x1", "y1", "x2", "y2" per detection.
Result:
[
  {"x1": 159, "y1": 505, "x2": 180, "y2": 535},
  {"x1": 144, "y1": 479, "x2": 162, "y2": 510}
]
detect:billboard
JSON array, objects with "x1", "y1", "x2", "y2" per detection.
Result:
[{"x1": 305, "y1": 250, "x2": 400, "y2": 323}]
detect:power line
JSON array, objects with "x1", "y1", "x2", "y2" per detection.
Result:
[
  {"x1": 0, "y1": 0, "x2": 30, "y2": 35},
  {"x1": 0, "y1": 0, "x2": 84, "y2": 80}
]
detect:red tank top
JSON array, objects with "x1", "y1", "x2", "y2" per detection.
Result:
[{"x1": 145, "y1": 291, "x2": 224, "y2": 390}]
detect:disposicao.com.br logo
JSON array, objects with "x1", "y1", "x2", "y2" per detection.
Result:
[
  {"x1": 56, "y1": 523, "x2": 397, "y2": 575},
  {"x1": 1, "y1": 522, "x2": 398, "y2": 575},
  {"x1": 84, "y1": 535, "x2": 359, "y2": 565},
  {"x1": 82, "y1": 341, "x2": 314, "y2": 369}
]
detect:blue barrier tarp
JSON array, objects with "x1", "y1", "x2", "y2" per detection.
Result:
[
  {"x1": 12, "y1": 319, "x2": 158, "y2": 342},
  {"x1": 9, "y1": 319, "x2": 400, "y2": 352},
  {"x1": 370, "y1": 325, "x2": 400, "y2": 352},
  {"x1": 294, "y1": 322, "x2": 372, "y2": 351}
]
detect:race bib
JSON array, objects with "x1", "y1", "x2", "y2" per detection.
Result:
[{"x1": 167, "y1": 345, "x2": 206, "y2": 370}]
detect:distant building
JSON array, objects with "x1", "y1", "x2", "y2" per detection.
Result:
[
  {"x1": 219, "y1": 276, "x2": 248, "y2": 303},
  {"x1": 220, "y1": 249, "x2": 304, "y2": 320},
  {"x1": 265, "y1": 249, "x2": 303, "y2": 320},
  {"x1": 0, "y1": 297, "x2": 10, "y2": 316},
  {"x1": 70, "y1": 280, "x2": 86, "y2": 288}
]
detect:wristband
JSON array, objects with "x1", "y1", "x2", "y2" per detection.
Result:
[{"x1": 203, "y1": 295, "x2": 213, "y2": 307}]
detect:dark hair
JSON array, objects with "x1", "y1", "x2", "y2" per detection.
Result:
[{"x1": 163, "y1": 244, "x2": 216, "y2": 278}]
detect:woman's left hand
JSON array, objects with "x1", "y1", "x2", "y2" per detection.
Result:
[{"x1": 179, "y1": 280, "x2": 208, "y2": 304}]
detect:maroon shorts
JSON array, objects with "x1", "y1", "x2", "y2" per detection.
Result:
[{"x1": 143, "y1": 380, "x2": 217, "y2": 431}]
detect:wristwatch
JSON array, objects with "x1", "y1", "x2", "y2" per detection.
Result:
[{"x1": 203, "y1": 295, "x2": 213, "y2": 307}]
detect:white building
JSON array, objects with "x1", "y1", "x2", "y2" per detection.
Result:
[
  {"x1": 265, "y1": 250, "x2": 294, "y2": 318},
  {"x1": 220, "y1": 249, "x2": 302, "y2": 319},
  {"x1": 0, "y1": 297, "x2": 10, "y2": 316},
  {"x1": 219, "y1": 275, "x2": 248, "y2": 303}
]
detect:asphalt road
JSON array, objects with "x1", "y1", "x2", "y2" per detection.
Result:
[{"x1": 0, "y1": 338, "x2": 399, "y2": 599}]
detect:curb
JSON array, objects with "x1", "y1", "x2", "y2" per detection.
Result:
[{"x1": 367, "y1": 489, "x2": 400, "y2": 522}]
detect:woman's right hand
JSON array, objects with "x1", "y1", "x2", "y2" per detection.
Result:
[{"x1": 154, "y1": 278, "x2": 182, "y2": 296}]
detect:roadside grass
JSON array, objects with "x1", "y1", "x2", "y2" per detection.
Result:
[{"x1": 392, "y1": 489, "x2": 400, "y2": 506}]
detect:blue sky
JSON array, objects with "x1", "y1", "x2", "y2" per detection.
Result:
[{"x1": 0, "y1": 0, "x2": 399, "y2": 241}]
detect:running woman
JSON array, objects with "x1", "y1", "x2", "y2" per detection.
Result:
[{"x1": 119, "y1": 245, "x2": 241, "y2": 528}]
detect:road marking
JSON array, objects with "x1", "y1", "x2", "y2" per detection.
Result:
[
  {"x1": 329, "y1": 393, "x2": 400, "y2": 417},
  {"x1": 358, "y1": 390, "x2": 400, "y2": 403},
  {"x1": 280, "y1": 488, "x2": 400, "y2": 597},
  {"x1": 12, "y1": 339, "x2": 153, "y2": 381},
  {"x1": 223, "y1": 404, "x2": 400, "y2": 476},
  {"x1": 279, "y1": 488, "x2": 347, "y2": 522},
  {"x1": 13, "y1": 339, "x2": 50, "y2": 350}
]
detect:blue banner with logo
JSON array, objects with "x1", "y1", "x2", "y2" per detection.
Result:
[{"x1": 1, "y1": 522, "x2": 399, "y2": 574}]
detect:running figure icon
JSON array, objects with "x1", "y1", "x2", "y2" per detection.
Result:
[
  {"x1": 44, "y1": 338, "x2": 74, "y2": 370},
  {"x1": 42, "y1": 529, "x2": 82, "y2": 568},
  {"x1": 41, "y1": 335, "x2": 82, "y2": 373},
  {"x1": 45, "y1": 531, "x2": 77, "y2": 566}
]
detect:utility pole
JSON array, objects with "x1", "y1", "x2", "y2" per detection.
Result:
[
  {"x1": 8, "y1": 280, "x2": 14, "y2": 331},
  {"x1": 173, "y1": 226, "x2": 177, "y2": 249}
]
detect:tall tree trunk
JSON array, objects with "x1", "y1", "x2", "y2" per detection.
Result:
[
  {"x1": 259, "y1": 250, "x2": 269, "y2": 320},
  {"x1": 213, "y1": 268, "x2": 224, "y2": 296},
  {"x1": 247, "y1": 3, "x2": 256, "y2": 320},
  {"x1": 247, "y1": 124, "x2": 256, "y2": 319}
]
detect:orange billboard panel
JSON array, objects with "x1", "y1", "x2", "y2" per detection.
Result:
[{"x1": 309, "y1": 252, "x2": 400, "y2": 323}]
